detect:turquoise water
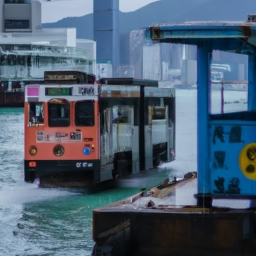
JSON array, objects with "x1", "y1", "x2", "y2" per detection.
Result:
[
  {"x1": 0, "y1": 108, "x2": 142, "y2": 256},
  {"x1": 1, "y1": 188, "x2": 139, "y2": 256},
  {"x1": 0, "y1": 89, "x2": 246, "y2": 255}
]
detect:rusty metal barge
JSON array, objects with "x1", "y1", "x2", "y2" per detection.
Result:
[
  {"x1": 0, "y1": 86, "x2": 24, "y2": 107},
  {"x1": 91, "y1": 16, "x2": 256, "y2": 255}
]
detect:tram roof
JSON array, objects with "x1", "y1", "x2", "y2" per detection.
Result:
[
  {"x1": 146, "y1": 19, "x2": 256, "y2": 53},
  {"x1": 99, "y1": 78, "x2": 158, "y2": 87}
]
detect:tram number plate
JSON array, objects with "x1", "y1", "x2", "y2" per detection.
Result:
[
  {"x1": 70, "y1": 132, "x2": 81, "y2": 140},
  {"x1": 76, "y1": 162, "x2": 93, "y2": 168}
]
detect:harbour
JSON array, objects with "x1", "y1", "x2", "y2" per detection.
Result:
[
  {"x1": 0, "y1": 89, "x2": 195, "y2": 255},
  {"x1": 0, "y1": 1, "x2": 255, "y2": 256},
  {"x1": 1, "y1": 88, "x2": 249, "y2": 255},
  {"x1": 91, "y1": 19, "x2": 256, "y2": 255}
]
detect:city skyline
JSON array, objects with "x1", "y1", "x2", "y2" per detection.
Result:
[{"x1": 41, "y1": 0, "x2": 160, "y2": 23}]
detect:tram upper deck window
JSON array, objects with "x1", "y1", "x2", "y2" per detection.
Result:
[
  {"x1": 75, "y1": 100, "x2": 94, "y2": 126},
  {"x1": 29, "y1": 102, "x2": 44, "y2": 126},
  {"x1": 48, "y1": 99, "x2": 70, "y2": 127}
]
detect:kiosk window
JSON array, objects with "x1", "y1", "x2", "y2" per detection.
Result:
[
  {"x1": 75, "y1": 100, "x2": 94, "y2": 126},
  {"x1": 29, "y1": 102, "x2": 44, "y2": 126}
]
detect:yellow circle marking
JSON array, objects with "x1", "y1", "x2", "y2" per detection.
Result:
[{"x1": 239, "y1": 143, "x2": 256, "y2": 180}]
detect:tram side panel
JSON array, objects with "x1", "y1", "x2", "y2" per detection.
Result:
[
  {"x1": 98, "y1": 85, "x2": 176, "y2": 179},
  {"x1": 99, "y1": 107, "x2": 114, "y2": 181},
  {"x1": 100, "y1": 105, "x2": 135, "y2": 180},
  {"x1": 112, "y1": 107, "x2": 134, "y2": 176},
  {"x1": 145, "y1": 87, "x2": 176, "y2": 169},
  {"x1": 99, "y1": 85, "x2": 140, "y2": 180}
]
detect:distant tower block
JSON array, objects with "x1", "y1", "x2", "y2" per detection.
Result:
[
  {"x1": 94, "y1": 0, "x2": 120, "y2": 77},
  {"x1": 130, "y1": 30, "x2": 145, "y2": 79}
]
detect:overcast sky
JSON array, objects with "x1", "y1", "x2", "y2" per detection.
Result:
[{"x1": 41, "y1": 0, "x2": 160, "y2": 23}]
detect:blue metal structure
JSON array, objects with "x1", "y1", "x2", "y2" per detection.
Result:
[
  {"x1": 92, "y1": 18, "x2": 256, "y2": 255},
  {"x1": 146, "y1": 17, "x2": 256, "y2": 204}
]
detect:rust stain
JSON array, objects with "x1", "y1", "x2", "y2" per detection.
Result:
[
  {"x1": 242, "y1": 25, "x2": 252, "y2": 47},
  {"x1": 242, "y1": 25, "x2": 252, "y2": 38},
  {"x1": 96, "y1": 218, "x2": 130, "y2": 239},
  {"x1": 212, "y1": 218, "x2": 240, "y2": 248},
  {"x1": 150, "y1": 175, "x2": 196, "y2": 199},
  {"x1": 151, "y1": 26, "x2": 161, "y2": 39}
]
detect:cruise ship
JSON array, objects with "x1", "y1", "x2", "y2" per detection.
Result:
[{"x1": 0, "y1": 0, "x2": 96, "y2": 107}]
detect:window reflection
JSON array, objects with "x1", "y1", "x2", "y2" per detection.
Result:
[
  {"x1": 48, "y1": 99, "x2": 70, "y2": 127},
  {"x1": 75, "y1": 100, "x2": 94, "y2": 126},
  {"x1": 112, "y1": 106, "x2": 132, "y2": 124},
  {"x1": 29, "y1": 102, "x2": 44, "y2": 126}
]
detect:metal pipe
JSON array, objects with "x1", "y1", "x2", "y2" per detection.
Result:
[{"x1": 221, "y1": 80, "x2": 224, "y2": 113}]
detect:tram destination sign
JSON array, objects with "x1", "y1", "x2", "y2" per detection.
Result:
[{"x1": 45, "y1": 87, "x2": 72, "y2": 96}]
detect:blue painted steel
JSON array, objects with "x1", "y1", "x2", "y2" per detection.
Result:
[
  {"x1": 148, "y1": 22, "x2": 256, "y2": 52},
  {"x1": 149, "y1": 22, "x2": 256, "y2": 40},
  {"x1": 248, "y1": 55, "x2": 256, "y2": 110},
  {"x1": 209, "y1": 121, "x2": 256, "y2": 195},
  {"x1": 146, "y1": 20, "x2": 256, "y2": 197},
  {"x1": 197, "y1": 43, "x2": 211, "y2": 195}
]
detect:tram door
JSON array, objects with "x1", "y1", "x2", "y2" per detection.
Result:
[
  {"x1": 112, "y1": 106, "x2": 134, "y2": 176},
  {"x1": 146, "y1": 98, "x2": 169, "y2": 169},
  {"x1": 101, "y1": 108, "x2": 113, "y2": 167}
]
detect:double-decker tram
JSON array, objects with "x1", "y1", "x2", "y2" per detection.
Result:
[{"x1": 24, "y1": 71, "x2": 175, "y2": 187}]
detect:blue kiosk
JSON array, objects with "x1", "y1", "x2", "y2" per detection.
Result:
[
  {"x1": 92, "y1": 16, "x2": 256, "y2": 255},
  {"x1": 148, "y1": 16, "x2": 256, "y2": 207}
]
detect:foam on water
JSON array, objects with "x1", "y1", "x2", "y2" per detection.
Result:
[{"x1": 0, "y1": 90, "x2": 245, "y2": 255}]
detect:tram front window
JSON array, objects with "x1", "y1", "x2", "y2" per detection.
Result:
[
  {"x1": 29, "y1": 102, "x2": 44, "y2": 126},
  {"x1": 75, "y1": 100, "x2": 94, "y2": 126},
  {"x1": 48, "y1": 99, "x2": 70, "y2": 127}
]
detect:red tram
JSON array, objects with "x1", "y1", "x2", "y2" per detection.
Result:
[{"x1": 24, "y1": 71, "x2": 175, "y2": 187}]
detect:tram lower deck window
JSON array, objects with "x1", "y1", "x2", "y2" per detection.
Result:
[
  {"x1": 75, "y1": 100, "x2": 94, "y2": 126},
  {"x1": 48, "y1": 101, "x2": 70, "y2": 127},
  {"x1": 29, "y1": 102, "x2": 44, "y2": 126}
]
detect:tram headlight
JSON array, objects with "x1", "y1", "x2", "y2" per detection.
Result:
[
  {"x1": 53, "y1": 144, "x2": 65, "y2": 157},
  {"x1": 83, "y1": 147, "x2": 91, "y2": 155},
  {"x1": 29, "y1": 146, "x2": 37, "y2": 156}
]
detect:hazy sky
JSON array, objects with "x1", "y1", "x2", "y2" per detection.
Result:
[{"x1": 41, "y1": 0, "x2": 160, "y2": 23}]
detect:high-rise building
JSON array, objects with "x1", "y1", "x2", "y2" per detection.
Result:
[
  {"x1": 93, "y1": 0, "x2": 119, "y2": 78},
  {"x1": 129, "y1": 29, "x2": 145, "y2": 79}
]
